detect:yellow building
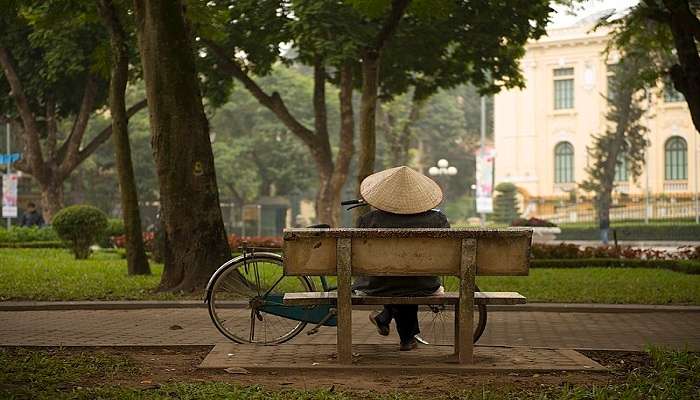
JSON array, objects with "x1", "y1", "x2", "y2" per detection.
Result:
[{"x1": 494, "y1": 20, "x2": 698, "y2": 223}]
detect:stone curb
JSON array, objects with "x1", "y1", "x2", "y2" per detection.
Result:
[{"x1": 1, "y1": 301, "x2": 699, "y2": 313}]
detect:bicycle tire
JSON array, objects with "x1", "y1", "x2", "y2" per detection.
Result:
[
  {"x1": 416, "y1": 284, "x2": 488, "y2": 345},
  {"x1": 206, "y1": 253, "x2": 315, "y2": 344}
]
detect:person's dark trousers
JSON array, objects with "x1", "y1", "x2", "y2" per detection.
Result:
[{"x1": 375, "y1": 305, "x2": 419, "y2": 343}]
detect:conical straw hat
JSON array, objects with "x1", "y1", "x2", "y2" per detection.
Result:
[{"x1": 360, "y1": 166, "x2": 443, "y2": 214}]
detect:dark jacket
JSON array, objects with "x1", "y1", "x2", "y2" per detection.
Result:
[
  {"x1": 20, "y1": 210, "x2": 45, "y2": 227},
  {"x1": 352, "y1": 209, "x2": 450, "y2": 296}
]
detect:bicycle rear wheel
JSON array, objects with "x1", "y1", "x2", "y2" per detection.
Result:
[
  {"x1": 416, "y1": 284, "x2": 487, "y2": 345},
  {"x1": 206, "y1": 253, "x2": 314, "y2": 344}
]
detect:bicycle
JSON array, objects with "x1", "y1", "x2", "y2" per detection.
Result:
[{"x1": 204, "y1": 200, "x2": 487, "y2": 345}]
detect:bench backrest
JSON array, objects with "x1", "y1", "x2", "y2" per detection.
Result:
[{"x1": 283, "y1": 228, "x2": 532, "y2": 277}]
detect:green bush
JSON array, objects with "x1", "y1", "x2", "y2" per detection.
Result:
[
  {"x1": 492, "y1": 182, "x2": 520, "y2": 225},
  {"x1": 0, "y1": 226, "x2": 59, "y2": 243},
  {"x1": 98, "y1": 218, "x2": 125, "y2": 248},
  {"x1": 52, "y1": 205, "x2": 108, "y2": 259},
  {"x1": 558, "y1": 223, "x2": 700, "y2": 241},
  {"x1": 531, "y1": 258, "x2": 700, "y2": 274}
]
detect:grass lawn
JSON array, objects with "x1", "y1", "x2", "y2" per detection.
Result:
[
  {"x1": 0, "y1": 249, "x2": 183, "y2": 301},
  {"x1": 1, "y1": 248, "x2": 699, "y2": 304},
  {"x1": 1, "y1": 346, "x2": 698, "y2": 399}
]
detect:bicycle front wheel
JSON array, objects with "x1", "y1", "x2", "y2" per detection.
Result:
[{"x1": 206, "y1": 253, "x2": 314, "y2": 344}]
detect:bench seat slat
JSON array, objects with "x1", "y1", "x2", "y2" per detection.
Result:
[{"x1": 283, "y1": 291, "x2": 526, "y2": 306}]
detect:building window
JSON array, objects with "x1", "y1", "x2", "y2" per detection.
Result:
[
  {"x1": 554, "y1": 67, "x2": 574, "y2": 109},
  {"x1": 614, "y1": 153, "x2": 628, "y2": 181},
  {"x1": 554, "y1": 142, "x2": 574, "y2": 183},
  {"x1": 663, "y1": 79, "x2": 684, "y2": 103},
  {"x1": 664, "y1": 136, "x2": 687, "y2": 180}
]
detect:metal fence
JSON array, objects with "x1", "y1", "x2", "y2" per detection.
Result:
[{"x1": 538, "y1": 198, "x2": 700, "y2": 224}]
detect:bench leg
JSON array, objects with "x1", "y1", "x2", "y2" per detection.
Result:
[
  {"x1": 456, "y1": 238, "x2": 476, "y2": 364},
  {"x1": 336, "y1": 238, "x2": 353, "y2": 364}
]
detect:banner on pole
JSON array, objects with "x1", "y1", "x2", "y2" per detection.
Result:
[
  {"x1": 475, "y1": 147, "x2": 496, "y2": 214},
  {"x1": 2, "y1": 173, "x2": 18, "y2": 218}
]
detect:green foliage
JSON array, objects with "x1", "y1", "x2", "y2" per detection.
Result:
[
  {"x1": 210, "y1": 66, "x2": 319, "y2": 203},
  {"x1": 558, "y1": 223, "x2": 700, "y2": 241},
  {"x1": 98, "y1": 218, "x2": 125, "y2": 248},
  {"x1": 0, "y1": 226, "x2": 59, "y2": 243},
  {"x1": 0, "y1": 241, "x2": 66, "y2": 248},
  {"x1": 443, "y1": 193, "x2": 476, "y2": 225},
  {"x1": 0, "y1": 1, "x2": 109, "y2": 121},
  {"x1": 492, "y1": 182, "x2": 520, "y2": 225},
  {"x1": 598, "y1": 1, "x2": 679, "y2": 93},
  {"x1": 51, "y1": 205, "x2": 108, "y2": 259}
]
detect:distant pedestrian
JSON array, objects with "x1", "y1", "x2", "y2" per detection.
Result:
[{"x1": 19, "y1": 202, "x2": 45, "y2": 227}]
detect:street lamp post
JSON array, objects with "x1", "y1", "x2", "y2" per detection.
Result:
[{"x1": 428, "y1": 159, "x2": 457, "y2": 205}]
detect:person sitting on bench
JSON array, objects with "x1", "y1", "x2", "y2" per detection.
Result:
[{"x1": 353, "y1": 166, "x2": 449, "y2": 351}]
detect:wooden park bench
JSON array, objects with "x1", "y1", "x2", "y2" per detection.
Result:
[{"x1": 282, "y1": 228, "x2": 532, "y2": 364}]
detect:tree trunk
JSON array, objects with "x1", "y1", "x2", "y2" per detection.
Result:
[
  {"x1": 134, "y1": 0, "x2": 231, "y2": 291},
  {"x1": 99, "y1": 0, "x2": 150, "y2": 275},
  {"x1": 39, "y1": 178, "x2": 64, "y2": 222},
  {"x1": 355, "y1": 52, "x2": 380, "y2": 222},
  {"x1": 663, "y1": 0, "x2": 700, "y2": 133}
]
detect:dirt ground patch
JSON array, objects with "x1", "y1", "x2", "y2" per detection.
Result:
[{"x1": 3, "y1": 346, "x2": 644, "y2": 396}]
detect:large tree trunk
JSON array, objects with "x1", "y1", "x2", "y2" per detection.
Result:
[
  {"x1": 134, "y1": 0, "x2": 231, "y2": 291},
  {"x1": 99, "y1": 0, "x2": 150, "y2": 275},
  {"x1": 39, "y1": 177, "x2": 64, "y2": 222}
]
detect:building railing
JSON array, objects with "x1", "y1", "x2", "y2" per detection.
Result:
[
  {"x1": 663, "y1": 181, "x2": 689, "y2": 192},
  {"x1": 538, "y1": 199, "x2": 699, "y2": 224}
]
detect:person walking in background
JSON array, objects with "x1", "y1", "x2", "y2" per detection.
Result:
[
  {"x1": 19, "y1": 202, "x2": 45, "y2": 227},
  {"x1": 353, "y1": 166, "x2": 448, "y2": 351}
]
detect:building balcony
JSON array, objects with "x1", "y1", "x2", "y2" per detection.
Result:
[
  {"x1": 553, "y1": 182, "x2": 576, "y2": 194},
  {"x1": 613, "y1": 182, "x2": 630, "y2": 194},
  {"x1": 663, "y1": 181, "x2": 688, "y2": 192}
]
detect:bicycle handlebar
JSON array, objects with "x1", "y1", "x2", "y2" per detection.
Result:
[{"x1": 340, "y1": 199, "x2": 363, "y2": 206}]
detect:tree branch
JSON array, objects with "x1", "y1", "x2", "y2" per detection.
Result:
[
  {"x1": 372, "y1": 0, "x2": 411, "y2": 51},
  {"x1": 204, "y1": 39, "x2": 317, "y2": 147},
  {"x1": 59, "y1": 75, "x2": 98, "y2": 175},
  {"x1": 0, "y1": 46, "x2": 46, "y2": 178},
  {"x1": 329, "y1": 62, "x2": 354, "y2": 194},
  {"x1": 662, "y1": 0, "x2": 700, "y2": 41},
  {"x1": 313, "y1": 58, "x2": 332, "y2": 165},
  {"x1": 69, "y1": 98, "x2": 148, "y2": 172}
]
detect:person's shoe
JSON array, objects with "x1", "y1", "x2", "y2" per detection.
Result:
[
  {"x1": 369, "y1": 311, "x2": 390, "y2": 336},
  {"x1": 399, "y1": 338, "x2": 418, "y2": 351}
]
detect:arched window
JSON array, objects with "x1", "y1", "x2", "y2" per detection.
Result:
[
  {"x1": 554, "y1": 142, "x2": 574, "y2": 183},
  {"x1": 665, "y1": 136, "x2": 688, "y2": 180}
]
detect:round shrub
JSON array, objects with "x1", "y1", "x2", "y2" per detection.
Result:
[{"x1": 52, "y1": 205, "x2": 108, "y2": 259}]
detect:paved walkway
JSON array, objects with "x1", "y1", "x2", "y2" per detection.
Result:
[{"x1": 2, "y1": 308, "x2": 699, "y2": 351}]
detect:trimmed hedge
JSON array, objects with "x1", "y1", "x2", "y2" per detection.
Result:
[
  {"x1": 558, "y1": 224, "x2": 700, "y2": 241},
  {"x1": 531, "y1": 258, "x2": 700, "y2": 274},
  {"x1": 0, "y1": 241, "x2": 67, "y2": 248},
  {"x1": 0, "y1": 227, "x2": 59, "y2": 243}
]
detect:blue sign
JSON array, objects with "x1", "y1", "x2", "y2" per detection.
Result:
[{"x1": 1, "y1": 153, "x2": 21, "y2": 164}]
